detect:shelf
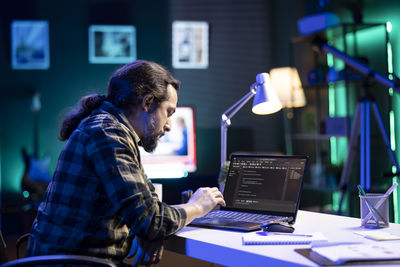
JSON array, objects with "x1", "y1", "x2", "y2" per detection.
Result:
[
  {"x1": 292, "y1": 133, "x2": 347, "y2": 140},
  {"x1": 302, "y1": 79, "x2": 364, "y2": 91},
  {"x1": 327, "y1": 23, "x2": 386, "y2": 39},
  {"x1": 291, "y1": 23, "x2": 386, "y2": 44},
  {"x1": 290, "y1": 21, "x2": 389, "y2": 216},
  {"x1": 303, "y1": 183, "x2": 340, "y2": 193}
]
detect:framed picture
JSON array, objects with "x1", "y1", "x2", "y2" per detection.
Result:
[
  {"x1": 89, "y1": 25, "x2": 136, "y2": 64},
  {"x1": 172, "y1": 21, "x2": 209, "y2": 69},
  {"x1": 11, "y1": 20, "x2": 50, "y2": 70}
]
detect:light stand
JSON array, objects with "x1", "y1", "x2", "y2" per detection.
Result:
[
  {"x1": 312, "y1": 37, "x2": 400, "y2": 213},
  {"x1": 270, "y1": 67, "x2": 307, "y2": 155},
  {"x1": 220, "y1": 73, "x2": 282, "y2": 168}
]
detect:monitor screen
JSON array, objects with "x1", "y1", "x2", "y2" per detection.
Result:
[{"x1": 139, "y1": 106, "x2": 196, "y2": 178}]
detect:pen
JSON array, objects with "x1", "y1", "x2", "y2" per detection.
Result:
[
  {"x1": 357, "y1": 184, "x2": 367, "y2": 196},
  {"x1": 384, "y1": 182, "x2": 398, "y2": 197},
  {"x1": 256, "y1": 231, "x2": 312, "y2": 237},
  {"x1": 268, "y1": 233, "x2": 313, "y2": 237}
]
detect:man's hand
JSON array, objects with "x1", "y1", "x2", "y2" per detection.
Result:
[
  {"x1": 187, "y1": 187, "x2": 226, "y2": 218},
  {"x1": 128, "y1": 237, "x2": 164, "y2": 267}
]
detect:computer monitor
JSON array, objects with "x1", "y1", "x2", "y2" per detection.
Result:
[{"x1": 139, "y1": 106, "x2": 197, "y2": 178}]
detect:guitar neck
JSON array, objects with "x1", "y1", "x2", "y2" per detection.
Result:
[
  {"x1": 31, "y1": 92, "x2": 41, "y2": 158},
  {"x1": 33, "y1": 111, "x2": 39, "y2": 158}
]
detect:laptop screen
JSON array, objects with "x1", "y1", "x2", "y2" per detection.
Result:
[{"x1": 223, "y1": 154, "x2": 307, "y2": 215}]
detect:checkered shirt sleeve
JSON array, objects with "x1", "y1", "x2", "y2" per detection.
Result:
[{"x1": 25, "y1": 102, "x2": 186, "y2": 262}]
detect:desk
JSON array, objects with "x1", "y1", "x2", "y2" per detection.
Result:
[{"x1": 164, "y1": 210, "x2": 400, "y2": 266}]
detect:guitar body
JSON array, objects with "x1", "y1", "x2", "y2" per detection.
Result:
[{"x1": 21, "y1": 148, "x2": 50, "y2": 205}]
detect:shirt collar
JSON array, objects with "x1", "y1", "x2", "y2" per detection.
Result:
[{"x1": 97, "y1": 101, "x2": 141, "y2": 144}]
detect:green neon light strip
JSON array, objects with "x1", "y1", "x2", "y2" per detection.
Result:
[
  {"x1": 327, "y1": 53, "x2": 338, "y2": 166},
  {"x1": 394, "y1": 177, "x2": 399, "y2": 223},
  {"x1": 387, "y1": 21, "x2": 392, "y2": 33},
  {"x1": 390, "y1": 110, "x2": 396, "y2": 150},
  {"x1": 388, "y1": 42, "x2": 393, "y2": 75},
  {"x1": 329, "y1": 83, "x2": 335, "y2": 116},
  {"x1": 386, "y1": 21, "x2": 398, "y2": 223},
  {"x1": 332, "y1": 191, "x2": 340, "y2": 211},
  {"x1": 327, "y1": 53, "x2": 334, "y2": 67},
  {"x1": 330, "y1": 136, "x2": 338, "y2": 165}
]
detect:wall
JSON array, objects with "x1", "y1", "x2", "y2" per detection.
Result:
[
  {"x1": 0, "y1": 0, "x2": 172, "y2": 195},
  {"x1": 168, "y1": 0, "x2": 287, "y2": 176},
  {"x1": 0, "y1": 0, "x2": 290, "y2": 200}
]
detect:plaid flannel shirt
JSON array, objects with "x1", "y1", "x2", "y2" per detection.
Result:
[{"x1": 25, "y1": 101, "x2": 187, "y2": 263}]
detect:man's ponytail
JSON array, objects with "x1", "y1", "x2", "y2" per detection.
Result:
[{"x1": 59, "y1": 94, "x2": 106, "y2": 141}]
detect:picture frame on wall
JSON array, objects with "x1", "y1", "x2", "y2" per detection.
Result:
[
  {"x1": 172, "y1": 21, "x2": 209, "y2": 69},
  {"x1": 11, "y1": 20, "x2": 50, "y2": 70},
  {"x1": 89, "y1": 25, "x2": 136, "y2": 64}
]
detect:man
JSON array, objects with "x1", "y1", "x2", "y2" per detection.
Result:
[{"x1": 25, "y1": 60, "x2": 225, "y2": 266}]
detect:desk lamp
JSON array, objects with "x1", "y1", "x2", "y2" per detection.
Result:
[
  {"x1": 220, "y1": 73, "x2": 282, "y2": 168},
  {"x1": 270, "y1": 67, "x2": 306, "y2": 154},
  {"x1": 270, "y1": 67, "x2": 305, "y2": 110}
]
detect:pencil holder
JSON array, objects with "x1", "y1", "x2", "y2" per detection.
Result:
[{"x1": 359, "y1": 193, "x2": 389, "y2": 228}]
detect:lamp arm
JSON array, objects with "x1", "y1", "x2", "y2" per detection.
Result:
[
  {"x1": 222, "y1": 84, "x2": 257, "y2": 119},
  {"x1": 221, "y1": 87, "x2": 257, "y2": 168}
]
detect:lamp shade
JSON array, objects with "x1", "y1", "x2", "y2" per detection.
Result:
[
  {"x1": 270, "y1": 67, "x2": 306, "y2": 108},
  {"x1": 252, "y1": 73, "x2": 282, "y2": 115}
]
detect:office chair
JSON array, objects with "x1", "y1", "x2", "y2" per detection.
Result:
[
  {"x1": 0, "y1": 231, "x2": 117, "y2": 267},
  {"x1": 0, "y1": 230, "x2": 7, "y2": 264}
]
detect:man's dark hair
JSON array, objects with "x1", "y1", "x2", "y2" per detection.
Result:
[{"x1": 59, "y1": 60, "x2": 180, "y2": 141}]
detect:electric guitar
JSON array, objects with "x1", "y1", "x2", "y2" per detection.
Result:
[{"x1": 21, "y1": 93, "x2": 51, "y2": 205}]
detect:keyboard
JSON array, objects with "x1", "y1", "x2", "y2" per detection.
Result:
[{"x1": 203, "y1": 210, "x2": 287, "y2": 223}]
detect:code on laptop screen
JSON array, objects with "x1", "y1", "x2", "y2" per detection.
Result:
[{"x1": 224, "y1": 155, "x2": 307, "y2": 213}]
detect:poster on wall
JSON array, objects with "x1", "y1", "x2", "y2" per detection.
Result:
[
  {"x1": 89, "y1": 25, "x2": 136, "y2": 64},
  {"x1": 172, "y1": 21, "x2": 209, "y2": 69},
  {"x1": 11, "y1": 20, "x2": 50, "y2": 70}
]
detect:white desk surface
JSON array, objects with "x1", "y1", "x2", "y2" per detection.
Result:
[{"x1": 164, "y1": 210, "x2": 400, "y2": 266}]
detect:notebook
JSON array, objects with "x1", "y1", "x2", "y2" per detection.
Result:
[
  {"x1": 190, "y1": 153, "x2": 308, "y2": 231},
  {"x1": 354, "y1": 230, "x2": 400, "y2": 241},
  {"x1": 242, "y1": 231, "x2": 327, "y2": 245},
  {"x1": 310, "y1": 243, "x2": 400, "y2": 264}
]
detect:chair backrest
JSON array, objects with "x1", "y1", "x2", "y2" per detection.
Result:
[
  {"x1": 15, "y1": 233, "x2": 30, "y2": 259},
  {"x1": 2, "y1": 255, "x2": 117, "y2": 267},
  {"x1": 0, "y1": 231, "x2": 8, "y2": 263},
  {"x1": 1, "y1": 232, "x2": 116, "y2": 267}
]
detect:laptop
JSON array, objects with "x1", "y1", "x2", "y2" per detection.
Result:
[{"x1": 190, "y1": 153, "x2": 308, "y2": 231}]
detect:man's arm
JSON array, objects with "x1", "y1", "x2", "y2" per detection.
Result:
[
  {"x1": 86, "y1": 122, "x2": 187, "y2": 240},
  {"x1": 128, "y1": 187, "x2": 225, "y2": 267},
  {"x1": 172, "y1": 187, "x2": 226, "y2": 225}
]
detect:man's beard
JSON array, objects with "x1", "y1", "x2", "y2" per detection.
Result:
[{"x1": 141, "y1": 116, "x2": 163, "y2": 153}]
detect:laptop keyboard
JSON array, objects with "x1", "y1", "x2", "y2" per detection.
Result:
[{"x1": 203, "y1": 210, "x2": 287, "y2": 223}]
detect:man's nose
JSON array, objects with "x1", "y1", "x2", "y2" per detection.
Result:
[{"x1": 164, "y1": 118, "x2": 172, "y2": 132}]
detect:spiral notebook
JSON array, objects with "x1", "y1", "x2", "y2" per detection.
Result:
[{"x1": 242, "y1": 231, "x2": 327, "y2": 245}]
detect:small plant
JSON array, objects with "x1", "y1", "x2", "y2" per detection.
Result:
[{"x1": 218, "y1": 161, "x2": 230, "y2": 192}]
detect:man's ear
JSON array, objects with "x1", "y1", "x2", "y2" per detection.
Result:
[{"x1": 142, "y1": 94, "x2": 155, "y2": 113}]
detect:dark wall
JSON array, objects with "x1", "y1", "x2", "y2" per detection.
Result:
[
  {"x1": 169, "y1": 0, "x2": 287, "y2": 176},
  {"x1": 0, "y1": 0, "x2": 300, "y2": 199},
  {"x1": 0, "y1": 0, "x2": 172, "y2": 194}
]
